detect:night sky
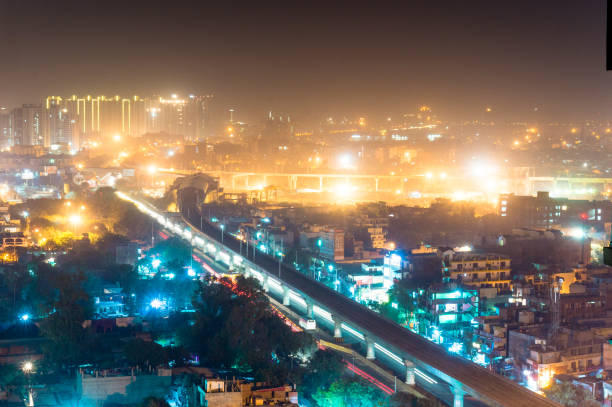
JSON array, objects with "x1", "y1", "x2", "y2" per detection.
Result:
[{"x1": 0, "y1": 0, "x2": 609, "y2": 123}]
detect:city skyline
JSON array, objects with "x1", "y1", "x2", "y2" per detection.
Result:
[{"x1": 1, "y1": 3, "x2": 612, "y2": 407}]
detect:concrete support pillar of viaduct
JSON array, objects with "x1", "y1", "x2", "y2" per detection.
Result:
[
  {"x1": 365, "y1": 337, "x2": 375, "y2": 360},
  {"x1": 451, "y1": 385, "x2": 464, "y2": 407},
  {"x1": 282, "y1": 286, "x2": 290, "y2": 306},
  {"x1": 332, "y1": 316, "x2": 342, "y2": 339},
  {"x1": 262, "y1": 274, "x2": 269, "y2": 292},
  {"x1": 306, "y1": 301, "x2": 314, "y2": 318},
  {"x1": 404, "y1": 360, "x2": 415, "y2": 385}
]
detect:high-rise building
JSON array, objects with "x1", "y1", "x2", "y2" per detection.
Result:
[
  {"x1": 43, "y1": 96, "x2": 80, "y2": 149},
  {"x1": 499, "y1": 191, "x2": 612, "y2": 231},
  {"x1": 9, "y1": 104, "x2": 42, "y2": 146},
  {"x1": 0, "y1": 108, "x2": 10, "y2": 149},
  {"x1": 31, "y1": 93, "x2": 213, "y2": 147},
  {"x1": 144, "y1": 94, "x2": 212, "y2": 140},
  {"x1": 76, "y1": 95, "x2": 100, "y2": 138},
  {"x1": 131, "y1": 96, "x2": 147, "y2": 137},
  {"x1": 184, "y1": 94, "x2": 213, "y2": 140}
]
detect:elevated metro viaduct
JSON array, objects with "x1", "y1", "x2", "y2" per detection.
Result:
[{"x1": 117, "y1": 190, "x2": 560, "y2": 407}]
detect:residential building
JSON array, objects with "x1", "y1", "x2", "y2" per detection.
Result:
[
  {"x1": 344, "y1": 262, "x2": 387, "y2": 303},
  {"x1": 77, "y1": 367, "x2": 172, "y2": 407},
  {"x1": 318, "y1": 228, "x2": 344, "y2": 262},
  {"x1": 92, "y1": 286, "x2": 126, "y2": 319},
  {"x1": 424, "y1": 284, "x2": 479, "y2": 351},
  {"x1": 509, "y1": 326, "x2": 604, "y2": 392},
  {"x1": 480, "y1": 228, "x2": 590, "y2": 272},
  {"x1": 443, "y1": 252, "x2": 512, "y2": 292},
  {"x1": 382, "y1": 250, "x2": 410, "y2": 288},
  {"x1": 10, "y1": 104, "x2": 43, "y2": 146},
  {"x1": 43, "y1": 96, "x2": 79, "y2": 149},
  {"x1": 367, "y1": 226, "x2": 386, "y2": 249},
  {"x1": 0, "y1": 107, "x2": 9, "y2": 148},
  {"x1": 559, "y1": 293, "x2": 605, "y2": 323},
  {"x1": 195, "y1": 378, "x2": 298, "y2": 407},
  {"x1": 499, "y1": 191, "x2": 612, "y2": 231}
]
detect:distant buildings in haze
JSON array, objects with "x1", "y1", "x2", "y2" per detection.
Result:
[{"x1": 0, "y1": 93, "x2": 213, "y2": 150}]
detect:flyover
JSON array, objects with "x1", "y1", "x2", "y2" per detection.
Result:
[{"x1": 117, "y1": 191, "x2": 560, "y2": 407}]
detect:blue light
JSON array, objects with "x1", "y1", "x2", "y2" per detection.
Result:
[
  {"x1": 210, "y1": 217, "x2": 218, "y2": 223},
  {"x1": 327, "y1": 264, "x2": 334, "y2": 272},
  {"x1": 187, "y1": 268, "x2": 196, "y2": 277},
  {"x1": 20, "y1": 314, "x2": 30, "y2": 322},
  {"x1": 259, "y1": 244, "x2": 267, "y2": 252},
  {"x1": 21, "y1": 211, "x2": 29, "y2": 218},
  {"x1": 262, "y1": 217, "x2": 271, "y2": 223},
  {"x1": 220, "y1": 224, "x2": 225, "y2": 230},
  {"x1": 150, "y1": 299, "x2": 163, "y2": 309},
  {"x1": 449, "y1": 342, "x2": 463, "y2": 354},
  {"x1": 151, "y1": 259, "x2": 161, "y2": 269},
  {"x1": 317, "y1": 238, "x2": 322, "y2": 247},
  {"x1": 432, "y1": 328, "x2": 441, "y2": 341}
]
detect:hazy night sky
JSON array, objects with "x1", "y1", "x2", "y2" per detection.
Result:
[{"x1": 0, "y1": 0, "x2": 609, "y2": 123}]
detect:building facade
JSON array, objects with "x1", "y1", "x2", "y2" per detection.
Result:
[
  {"x1": 444, "y1": 252, "x2": 512, "y2": 291},
  {"x1": 500, "y1": 191, "x2": 612, "y2": 231}
]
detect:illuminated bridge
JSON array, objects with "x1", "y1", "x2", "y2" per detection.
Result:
[
  {"x1": 117, "y1": 191, "x2": 560, "y2": 407},
  {"x1": 156, "y1": 168, "x2": 438, "y2": 193}
]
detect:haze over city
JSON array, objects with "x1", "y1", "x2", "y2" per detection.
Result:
[
  {"x1": 0, "y1": 2, "x2": 611, "y2": 407},
  {"x1": 0, "y1": 1, "x2": 610, "y2": 122}
]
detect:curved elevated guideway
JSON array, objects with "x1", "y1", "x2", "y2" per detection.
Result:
[{"x1": 118, "y1": 190, "x2": 560, "y2": 407}]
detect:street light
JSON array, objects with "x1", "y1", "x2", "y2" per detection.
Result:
[
  {"x1": 23, "y1": 361, "x2": 33, "y2": 406},
  {"x1": 150, "y1": 299, "x2": 163, "y2": 309},
  {"x1": 147, "y1": 165, "x2": 157, "y2": 186},
  {"x1": 220, "y1": 224, "x2": 225, "y2": 244},
  {"x1": 69, "y1": 214, "x2": 82, "y2": 233},
  {"x1": 22, "y1": 361, "x2": 33, "y2": 374}
]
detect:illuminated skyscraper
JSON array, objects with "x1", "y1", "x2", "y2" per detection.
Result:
[
  {"x1": 39, "y1": 93, "x2": 213, "y2": 144},
  {"x1": 43, "y1": 96, "x2": 80, "y2": 149},
  {"x1": 76, "y1": 95, "x2": 100, "y2": 140},
  {"x1": 146, "y1": 94, "x2": 213, "y2": 140}
]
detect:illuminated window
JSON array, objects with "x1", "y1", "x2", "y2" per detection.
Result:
[{"x1": 439, "y1": 314, "x2": 457, "y2": 324}]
